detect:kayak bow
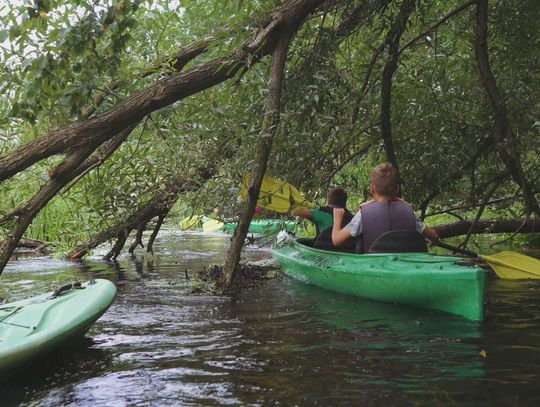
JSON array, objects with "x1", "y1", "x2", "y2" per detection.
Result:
[{"x1": 0, "y1": 279, "x2": 116, "y2": 376}]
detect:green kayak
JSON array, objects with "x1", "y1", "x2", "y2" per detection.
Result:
[
  {"x1": 222, "y1": 219, "x2": 295, "y2": 234},
  {"x1": 0, "y1": 279, "x2": 116, "y2": 375},
  {"x1": 272, "y1": 239, "x2": 486, "y2": 321}
]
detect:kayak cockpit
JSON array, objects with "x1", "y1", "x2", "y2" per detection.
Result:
[{"x1": 296, "y1": 229, "x2": 428, "y2": 255}]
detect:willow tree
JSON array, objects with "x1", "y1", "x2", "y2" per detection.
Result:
[{"x1": 0, "y1": 0, "x2": 538, "y2": 282}]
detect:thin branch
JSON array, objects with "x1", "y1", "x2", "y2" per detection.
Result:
[{"x1": 399, "y1": 0, "x2": 477, "y2": 54}]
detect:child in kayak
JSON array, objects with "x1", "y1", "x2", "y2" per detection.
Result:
[
  {"x1": 291, "y1": 187, "x2": 356, "y2": 252},
  {"x1": 331, "y1": 163, "x2": 439, "y2": 253}
]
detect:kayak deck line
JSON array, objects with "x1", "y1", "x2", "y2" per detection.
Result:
[
  {"x1": 0, "y1": 305, "x2": 35, "y2": 331},
  {"x1": 0, "y1": 306, "x2": 25, "y2": 324},
  {"x1": 0, "y1": 321, "x2": 35, "y2": 330}
]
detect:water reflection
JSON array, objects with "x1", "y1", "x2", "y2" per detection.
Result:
[
  {"x1": 0, "y1": 229, "x2": 539, "y2": 405},
  {"x1": 287, "y1": 281, "x2": 485, "y2": 383}
]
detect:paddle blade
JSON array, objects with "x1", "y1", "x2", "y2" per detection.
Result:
[
  {"x1": 484, "y1": 251, "x2": 540, "y2": 279},
  {"x1": 179, "y1": 215, "x2": 201, "y2": 230},
  {"x1": 202, "y1": 218, "x2": 224, "y2": 232},
  {"x1": 241, "y1": 174, "x2": 314, "y2": 213}
]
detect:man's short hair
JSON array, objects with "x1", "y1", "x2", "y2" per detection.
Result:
[
  {"x1": 371, "y1": 163, "x2": 399, "y2": 197},
  {"x1": 327, "y1": 187, "x2": 347, "y2": 207}
]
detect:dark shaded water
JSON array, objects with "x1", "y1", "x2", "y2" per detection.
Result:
[{"x1": 1, "y1": 229, "x2": 540, "y2": 406}]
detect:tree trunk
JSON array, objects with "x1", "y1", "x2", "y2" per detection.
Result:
[
  {"x1": 147, "y1": 214, "x2": 166, "y2": 255},
  {"x1": 434, "y1": 217, "x2": 540, "y2": 238},
  {"x1": 380, "y1": 0, "x2": 416, "y2": 178},
  {"x1": 221, "y1": 30, "x2": 293, "y2": 287},
  {"x1": 128, "y1": 223, "x2": 146, "y2": 254},
  {"x1": 104, "y1": 229, "x2": 130, "y2": 261},
  {"x1": 473, "y1": 0, "x2": 540, "y2": 217},
  {"x1": 65, "y1": 170, "x2": 212, "y2": 259},
  {"x1": 0, "y1": 127, "x2": 135, "y2": 276}
]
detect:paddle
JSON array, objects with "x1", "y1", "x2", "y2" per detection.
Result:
[
  {"x1": 241, "y1": 174, "x2": 315, "y2": 213},
  {"x1": 436, "y1": 241, "x2": 540, "y2": 280}
]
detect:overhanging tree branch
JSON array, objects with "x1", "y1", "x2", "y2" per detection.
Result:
[
  {"x1": 0, "y1": 0, "x2": 327, "y2": 183},
  {"x1": 473, "y1": 0, "x2": 540, "y2": 217},
  {"x1": 0, "y1": 125, "x2": 138, "y2": 275},
  {"x1": 65, "y1": 171, "x2": 212, "y2": 260},
  {"x1": 380, "y1": 0, "x2": 416, "y2": 178},
  {"x1": 399, "y1": 0, "x2": 477, "y2": 54}
]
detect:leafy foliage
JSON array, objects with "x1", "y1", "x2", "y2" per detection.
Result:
[{"x1": 0, "y1": 0, "x2": 538, "y2": 250}]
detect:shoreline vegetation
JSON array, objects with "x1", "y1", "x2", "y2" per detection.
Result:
[{"x1": 0, "y1": 0, "x2": 538, "y2": 283}]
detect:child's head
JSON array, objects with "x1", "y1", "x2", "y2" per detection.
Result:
[
  {"x1": 327, "y1": 187, "x2": 348, "y2": 207},
  {"x1": 370, "y1": 163, "x2": 399, "y2": 197}
]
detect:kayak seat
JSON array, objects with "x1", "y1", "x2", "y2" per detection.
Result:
[
  {"x1": 369, "y1": 230, "x2": 427, "y2": 253},
  {"x1": 298, "y1": 238, "x2": 356, "y2": 253},
  {"x1": 297, "y1": 238, "x2": 315, "y2": 248},
  {"x1": 313, "y1": 239, "x2": 357, "y2": 254}
]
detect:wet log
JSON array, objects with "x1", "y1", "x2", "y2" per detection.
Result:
[
  {"x1": 434, "y1": 218, "x2": 540, "y2": 239},
  {"x1": 17, "y1": 237, "x2": 50, "y2": 253}
]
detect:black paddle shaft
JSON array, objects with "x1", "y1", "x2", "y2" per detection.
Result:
[{"x1": 435, "y1": 241, "x2": 480, "y2": 259}]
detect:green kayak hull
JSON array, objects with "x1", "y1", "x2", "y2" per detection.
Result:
[
  {"x1": 272, "y1": 239, "x2": 485, "y2": 321},
  {"x1": 0, "y1": 279, "x2": 116, "y2": 375},
  {"x1": 223, "y1": 219, "x2": 295, "y2": 234}
]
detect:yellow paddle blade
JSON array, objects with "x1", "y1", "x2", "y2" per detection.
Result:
[
  {"x1": 483, "y1": 251, "x2": 540, "y2": 279},
  {"x1": 202, "y1": 218, "x2": 224, "y2": 232},
  {"x1": 179, "y1": 215, "x2": 201, "y2": 230},
  {"x1": 241, "y1": 174, "x2": 314, "y2": 213}
]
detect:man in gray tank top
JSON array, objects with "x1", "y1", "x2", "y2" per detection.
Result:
[{"x1": 331, "y1": 163, "x2": 439, "y2": 253}]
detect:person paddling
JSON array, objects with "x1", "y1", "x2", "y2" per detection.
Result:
[
  {"x1": 291, "y1": 187, "x2": 356, "y2": 252},
  {"x1": 331, "y1": 163, "x2": 439, "y2": 253}
]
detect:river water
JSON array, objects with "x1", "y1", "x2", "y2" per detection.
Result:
[{"x1": 1, "y1": 229, "x2": 540, "y2": 406}]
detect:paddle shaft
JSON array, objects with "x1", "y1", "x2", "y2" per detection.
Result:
[{"x1": 435, "y1": 241, "x2": 480, "y2": 259}]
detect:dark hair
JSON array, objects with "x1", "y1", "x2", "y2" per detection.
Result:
[
  {"x1": 327, "y1": 187, "x2": 347, "y2": 207},
  {"x1": 370, "y1": 163, "x2": 399, "y2": 197}
]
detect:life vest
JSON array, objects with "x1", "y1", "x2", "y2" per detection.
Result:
[
  {"x1": 314, "y1": 205, "x2": 356, "y2": 253},
  {"x1": 360, "y1": 200, "x2": 417, "y2": 253}
]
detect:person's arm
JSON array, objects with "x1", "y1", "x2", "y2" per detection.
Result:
[
  {"x1": 290, "y1": 207, "x2": 313, "y2": 219},
  {"x1": 415, "y1": 216, "x2": 439, "y2": 244},
  {"x1": 423, "y1": 226, "x2": 439, "y2": 244},
  {"x1": 331, "y1": 208, "x2": 352, "y2": 246}
]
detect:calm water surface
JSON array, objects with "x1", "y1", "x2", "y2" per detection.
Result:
[{"x1": 1, "y1": 229, "x2": 540, "y2": 406}]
